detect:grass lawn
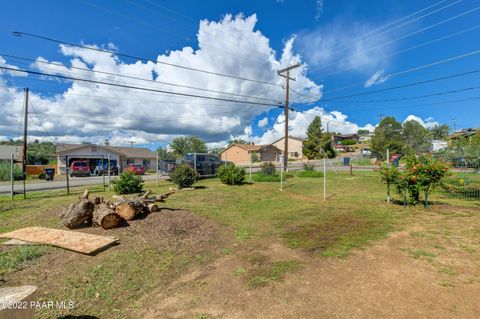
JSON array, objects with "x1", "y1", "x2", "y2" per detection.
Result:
[{"x1": 0, "y1": 170, "x2": 479, "y2": 318}]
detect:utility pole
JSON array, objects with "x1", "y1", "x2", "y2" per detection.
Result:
[
  {"x1": 128, "y1": 141, "x2": 136, "y2": 148},
  {"x1": 22, "y1": 88, "x2": 29, "y2": 199},
  {"x1": 277, "y1": 63, "x2": 300, "y2": 171}
]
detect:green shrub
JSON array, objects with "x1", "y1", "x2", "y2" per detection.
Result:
[
  {"x1": 297, "y1": 170, "x2": 323, "y2": 178},
  {"x1": 0, "y1": 162, "x2": 23, "y2": 181},
  {"x1": 341, "y1": 139, "x2": 357, "y2": 145},
  {"x1": 111, "y1": 172, "x2": 144, "y2": 194},
  {"x1": 303, "y1": 163, "x2": 315, "y2": 171},
  {"x1": 252, "y1": 173, "x2": 281, "y2": 182},
  {"x1": 260, "y1": 162, "x2": 276, "y2": 176},
  {"x1": 217, "y1": 163, "x2": 246, "y2": 185},
  {"x1": 170, "y1": 164, "x2": 198, "y2": 189}
]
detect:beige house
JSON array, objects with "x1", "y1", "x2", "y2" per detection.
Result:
[
  {"x1": 272, "y1": 136, "x2": 305, "y2": 159},
  {"x1": 55, "y1": 143, "x2": 157, "y2": 175},
  {"x1": 220, "y1": 144, "x2": 281, "y2": 165}
]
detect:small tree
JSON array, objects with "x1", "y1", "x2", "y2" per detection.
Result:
[
  {"x1": 260, "y1": 162, "x2": 276, "y2": 176},
  {"x1": 303, "y1": 116, "x2": 323, "y2": 159},
  {"x1": 111, "y1": 172, "x2": 144, "y2": 194},
  {"x1": 217, "y1": 163, "x2": 246, "y2": 185},
  {"x1": 414, "y1": 156, "x2": 450, "y2": 207},
  {"x1": 379, "y1": 165, "x2": 400, "y2": 203},
  {"x1": 170, "y1": 164, "x2": 198, "y2": 189}
]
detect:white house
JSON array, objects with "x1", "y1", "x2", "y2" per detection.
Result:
[
  {"x1": 432, "y1": 140, "x2": 448, "y2": 152},
  {"x1": 272, "y1": 136, "x2": 305, "y2": 159},
  {"x1": 55, "y1": 143, "x2": 157, "y2": 175}
]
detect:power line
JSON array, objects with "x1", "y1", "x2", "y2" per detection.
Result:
[
  {"x1": 1, "y1": 69, "x2": 24, "y2": 139},
  {"x1": 1, "y1": 53, "x2": 282, "y2": 103},
  {"x1": 123, "y1": 0, "x2": 274, "y2": 62},
  {"x1": 323, "y1": 48, "x2": 480, "y2": 96},
  {"x1": 0, "y1": 66, "x2": 284, "y2": 107},
  {"x1": 310, "y1": 3, "x2": 480, "y2": 74},
  {"x1": 320, "y1": 0, "x2": 460, "y2": 58},
  {"x1": 320, "y1": 22, "x2": 480, "y2": 79},
  {"x1": 12, "y1": 31, "x2": 283, "y2": 87},
  {"x1": 330, "y1": 84, "x2": 480, "y2": 103},
  {"x1": 322, "y1": 68, "x2": 480, "y2": 102}
]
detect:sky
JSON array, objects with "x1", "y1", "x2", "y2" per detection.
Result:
[{"x1": 0, "y1": 0, "x2": 479, "y2": 149}]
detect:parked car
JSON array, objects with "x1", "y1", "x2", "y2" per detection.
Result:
[
  {"x1": 361, "y1": 148, "x2": 372, "y2": 157},
  {"x1": 69, "y1": 160, "x2": 90, "y2": 177},
  {"x1": 182, "y1": 153, "x2": 229, "y2": 177},
  {"x1": 124, "y1": 164, "x2": 146, "y2": 175},
  {"x1": 94, "y1": 162, "x2": 119, "y2": 176}
]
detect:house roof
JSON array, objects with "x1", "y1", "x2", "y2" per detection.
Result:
[
  {"x1": 0, "y1": 145, "x2": 23, "y2": 160},
  {"x1": 271, "y1": 136, "x2": 305, "y2": 144},
  {"x1": 220, "y1": 143, "x2": 282, "y2": 154},
  {"x1": 56, "y1": 143, "x2": 156, "y2": 158}
]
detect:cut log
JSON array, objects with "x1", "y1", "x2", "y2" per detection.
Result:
[
  {"x1": 93, "y1": 204, "x2": 126, "y2": 229},
  {"x1": 154, "y1": 190, "x2": 175, "y2": 202},
  {"x1": 115, "y1": 199, "x2": 147, "y2": 221},
  {"x1": 148, "y1": 203, "x2": 159, "y2": 212},
  {"x1": 140, "y1": 190, "x2": 151, "y2": 200},
  {"x1": 62, "y1": 189, "x2": 94, "y2": 228}
]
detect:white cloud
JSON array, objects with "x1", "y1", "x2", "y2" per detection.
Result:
[
  {"x1": 0, "y1": 14, "x2": 322, "y2": 146},
  {"x1": 257, "y1": 106, "x2": 375, "y2": 144},
  {"x1": 364, "y1": 70, "x2": 388, "y2": 88},
  {"x1": 0, "y1": 57, "x2": 28, "y2": 77},
  {"x1": 258, "y1": 117, "x2": 268, "y2": 127},
  {"x1": 295, "y1": 20, "x2": 394, "y2": 75},
  {"x1": 403, "y1": 115, "x2": 439, "y2": 129}
]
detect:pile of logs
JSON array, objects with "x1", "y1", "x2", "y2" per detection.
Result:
[{"x1": 60, "y1": 189, "x2": 175, "y2": 229}]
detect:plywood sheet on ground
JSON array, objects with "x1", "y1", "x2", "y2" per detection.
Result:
[{"x1": 0, "y1": 227, "x2": 118, "y2": 255}]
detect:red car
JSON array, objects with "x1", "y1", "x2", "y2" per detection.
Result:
[
  {"x1": 124, "y1": 164, "x2": 145, "y2": 175},
  {"x1": 69, "y1": 160, "x2": 90, "y2": 177}
]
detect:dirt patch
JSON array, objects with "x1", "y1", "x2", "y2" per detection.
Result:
[
  {"x1": 282, "y1": 214, "x2": 382, "y2": 253},
  {"x1": 0, "y1": 209, "x2": 221, "y2": 318},
  {"x1": 136, "y1": 212, "x2": 480, "y2": 319}
]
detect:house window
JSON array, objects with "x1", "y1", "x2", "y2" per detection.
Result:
[
  {"x1": 126, "y1": 159, "x2": 134, "y2": 165},
  {"x1": 91, "y1": 146, "x2": 97, "y2": 152},
  {"x1": 293, "y1": 152, "x2": 299, "y2": 157}
]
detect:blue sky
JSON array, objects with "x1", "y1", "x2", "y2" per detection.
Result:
[{"x1": 0, "y1": 0, "x2": 479, "y2": 148}]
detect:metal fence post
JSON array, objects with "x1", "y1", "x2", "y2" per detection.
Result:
[
  {"x1": 323, "y1": 155, "x2": 326, "y2": 201},
  {"x1": 107, "y1": 155, "x2": 111, "y2": 191},
  {"x1": 10, "y1": 153, "x2": 14, "y2": 200},
  {"x1": 156, "y1": 151, "x2": 159, "y2": 187},
  {"x1": 65, "y1": 156, "x2": 70, "y2": 195},
  {"x1": 280, "y1": 154, "x2": 284, "y2": 191},
  {"x1": 102, "y1": 155, "x2": 106, "y2": 192}
]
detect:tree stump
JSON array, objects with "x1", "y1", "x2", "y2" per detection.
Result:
[
  {"x1": 62, "y1": 190, "x2": 94, "y2": 228},
  {"x1": 114, "y1": 199, "x2": 147, "y2": 221},
  {"x1": 93, "y1": 204, "x2": 126, "y2": 229}
]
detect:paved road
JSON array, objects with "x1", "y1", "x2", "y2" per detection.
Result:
[{"x1": 0, "y1": 174, "x2": 162, "y2": 195}]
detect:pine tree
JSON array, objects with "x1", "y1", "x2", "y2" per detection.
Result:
[{"x1": 303, "y1": 116, "x2": 324, "y2": 159}]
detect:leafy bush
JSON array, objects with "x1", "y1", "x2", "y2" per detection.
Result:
[
  {"x1": 260, "y1": 162, "x2": 276, "y2": 176},
  {"x1": 380, "y1": 153, "x2": 450, "y2": 207},
  {"x1": 341, "y1": 139, "x2": 357, "y2": 145},
  {"x1": 111, "y1": 172, "x2": 144, "y2": 194},
  {"x1": 0, "y1": 162, "x2": 23, "y2": 181},
  {"x1": 252, "y1": 173, "x2": 281, "y2": 182},
  {"x1": 216, "y1": 163, "x2": 246, "y2": 185},
  {"x1": 297, "y1": 170, "x2": 323, "y2": 178},
  {"x1": 169, "y1": 164, "x2": 198, "y2": 189},
  {"x1": 303, "y1": 163, "x2": 315, "y2": 171}
]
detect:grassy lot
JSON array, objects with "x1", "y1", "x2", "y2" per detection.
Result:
[{"x1": 0, "y1": 170, "x2": 479, "y2": 318}]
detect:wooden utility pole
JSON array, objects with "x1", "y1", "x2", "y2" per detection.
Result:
[
  {"x1": 277, "y1": 63, "x2": 300, "y2": 171},
  {"x1": 22, "y1": 88, "x2": 29, "y2": 199}
]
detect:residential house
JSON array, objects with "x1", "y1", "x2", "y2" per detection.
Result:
[
  {"x1": 55, "y1": 143, "x2": 157, "y2": 175},
  {"x1": 448, "y1": 128, "x2": 478, "y2": 143},
  {"x1": 220, "y1": 144, "x2": 281, "y2": 165},
  {"x1": 0, "y1": 145, "x2": 23, "y2": 161},
  {"x1": 272, "y1": 136, "x2": 305, "y2": 159},
  {"x1": 332, "y1": 134, "x2": 360, "y2": 145},
  {"x1": 432, "y1": 140, "x2": 448, "y2": 152}
]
